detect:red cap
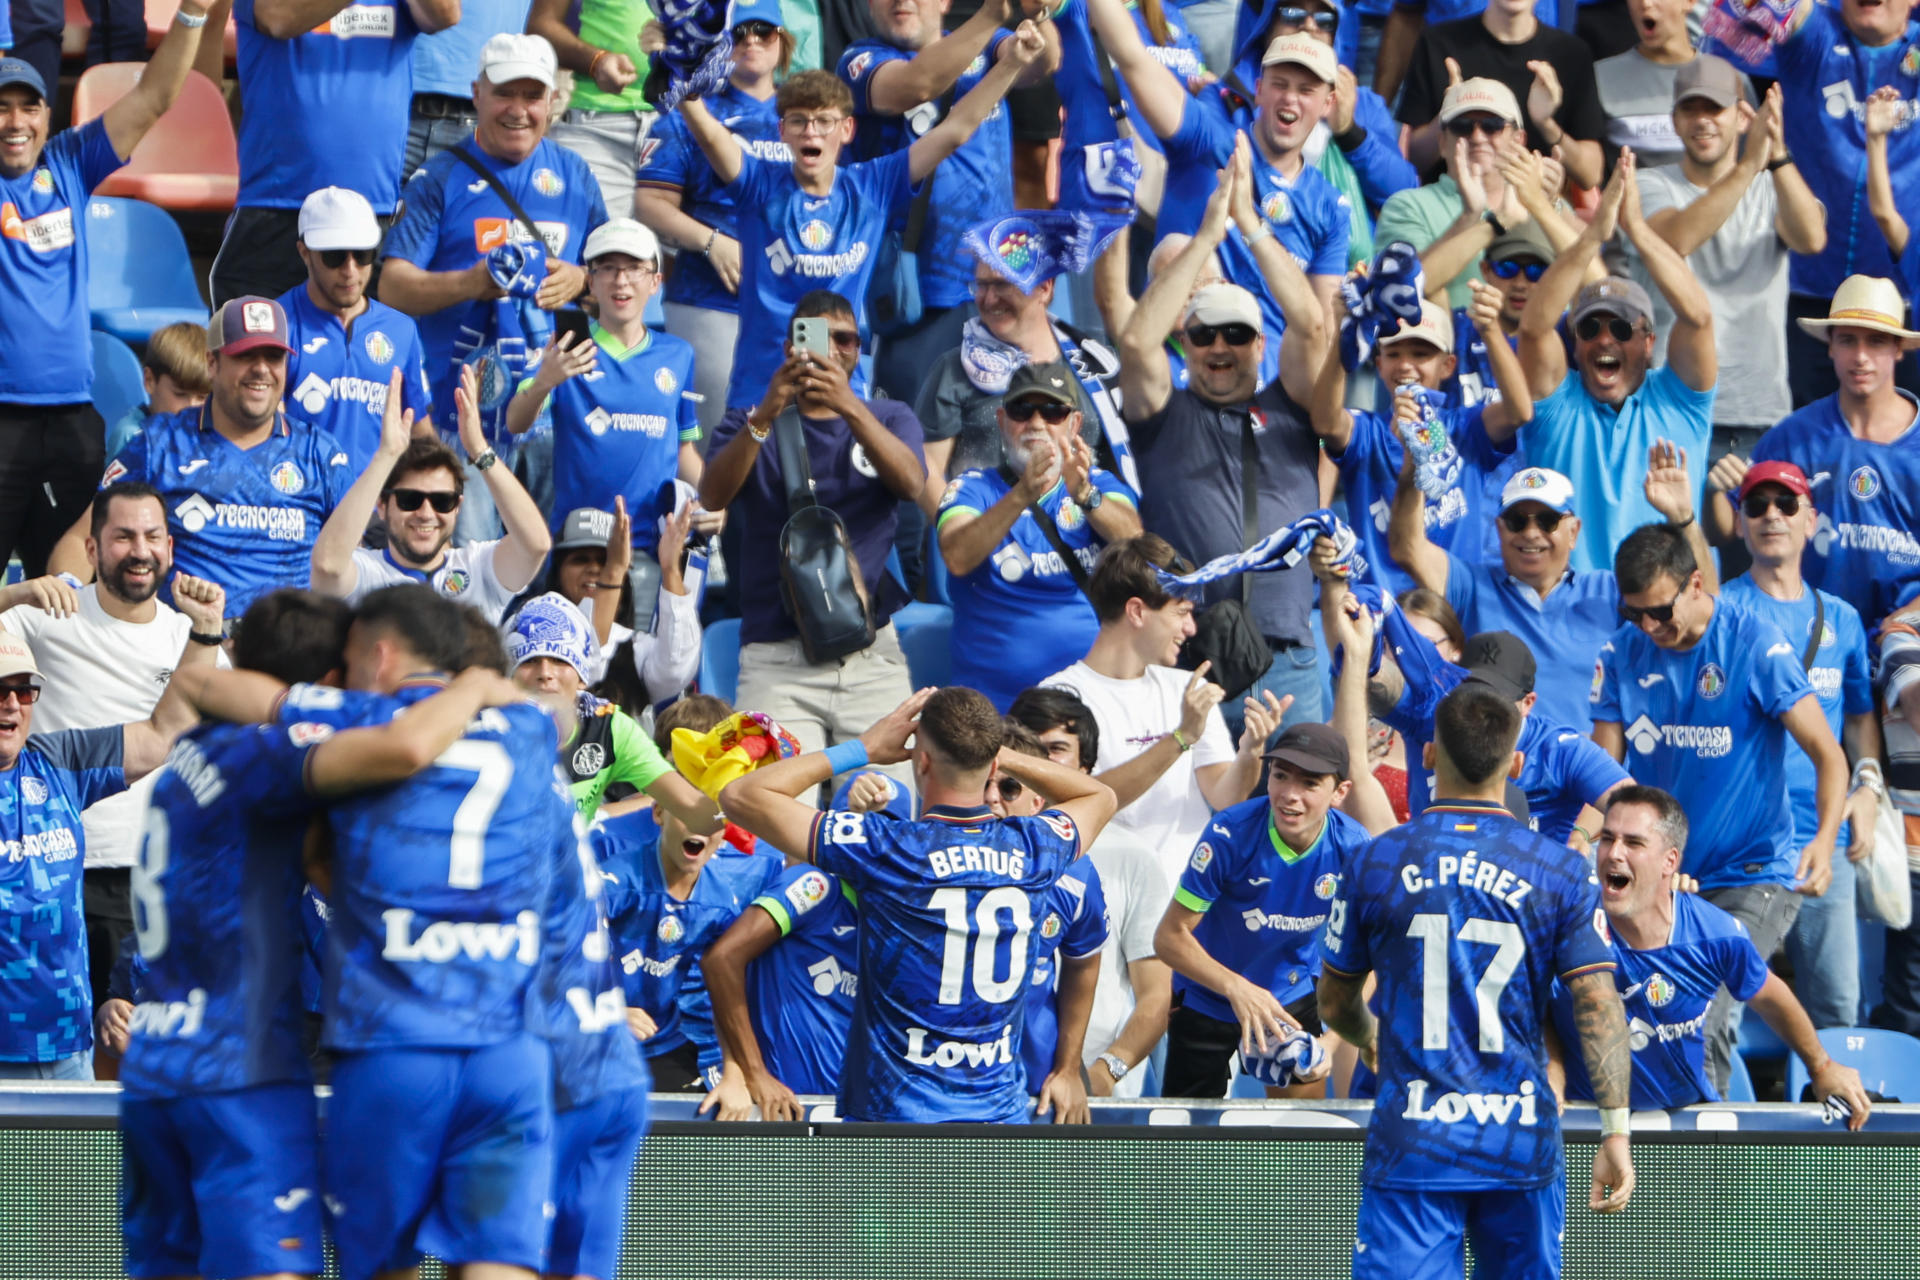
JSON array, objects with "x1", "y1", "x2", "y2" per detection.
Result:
[{"x1": 1737, "y1": 460, "x2": 1812, "y2": 500}]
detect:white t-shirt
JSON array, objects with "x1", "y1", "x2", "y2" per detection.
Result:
[
  {"x1": 1042, "y1": 660, "x2": 1235, "y2": 885},
  {"x1": 1081, "y1": 822, "x2": 1172, "y2": 1099},
  {"x1": 347, "y1": 540, "x2": 524, "y2": 623},
  {"x1": 1, "y1": 586, "x2": 226, "y2": 870},
  {"x1": 578, "y1": 587, "x2": 703, "y2": 702}
]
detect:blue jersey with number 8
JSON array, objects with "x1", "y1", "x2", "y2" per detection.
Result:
[{"x1": 810, "y1": 803, "x2": 1080, "y2": 1124}]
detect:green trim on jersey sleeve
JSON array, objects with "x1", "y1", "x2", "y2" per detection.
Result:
[
  {"x1": 1173, "y1": 886, "x2": 1213, "y2": 914},
  {"x1": 611, "y1": 709, "x2": 674, "y2": 794},
  {"x1": 752, "y1": 895, "x2": 795, "y2": 936},
  {"x1": 935, "y1": 504, "x2": 984, "y2": 529}
]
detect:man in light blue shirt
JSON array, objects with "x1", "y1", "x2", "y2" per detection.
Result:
[
  {"x1": 1509, "y1": 151, "x2": 1715, "y2": 571},
  {"x1": 405, "y1": 0, "x2": 534, "y2": 173}
]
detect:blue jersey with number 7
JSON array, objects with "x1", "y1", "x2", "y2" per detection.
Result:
[
  {"x1": 276, "y1": 682, "x2": 564, "y2": 1052},
  {"x1": 810, "y1": 803, "x2": 1079, "y2": 1124}
]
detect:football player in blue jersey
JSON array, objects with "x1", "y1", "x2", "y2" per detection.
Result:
[
  {"x1": 1545, "y1": 786, "x2": 1870, "y2": 1125},
  {"x1": 1320, "y1": 683, "x2": 1635, "y2": 1278},
  {"x1": 721, "y1": 687, "x2": 1118, "y2": 1123},
  {"x1": 1159, "y1": 720, "x2": 1369, "y2": 1098},
  {"x1": 120, "y1": 589, "x2": 528, "y2": 1280}
]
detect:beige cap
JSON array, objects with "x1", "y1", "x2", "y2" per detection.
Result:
[
  {"x1": 1439, "y1": 77, "x2": 1522, "y2": 127},
  {"x1": 1378, "y1": 299, "x2": 1455, "y2": 355},
  {"x1": 1261, "y1": 33, "x2": 1337, "y2": 85},
  {"x1": 0, "y1": 633, "x2": 42, "y2": 683},
  {"x1": 1797, "y1": 275, "x2": 1920, "y2": 349},
  {"x1": 1184, "y1": 282, "x2": 1264, "y2": 331}
]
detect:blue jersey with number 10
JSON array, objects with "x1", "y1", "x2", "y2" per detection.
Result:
[
  {"x1": 1321, "y1": 800, "x2": 1614, "y2": 1190},
  {"x1": 277, "y1": 682, "x2": 563, "y2": 1052},
  {"x1": 811, "y1": 804, "x2": 1081, "y2": 1123}
]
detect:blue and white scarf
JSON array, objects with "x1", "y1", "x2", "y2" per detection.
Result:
[
  {"x1": 1338, "y1": 240, "x2": 1425, "y2": 373},
  {"x1": 1155, "y1": 509, "x2": 1364, "y2": 599},
  {"x1": 645, "y1": 0, "x2": 735, "y2": 112}
]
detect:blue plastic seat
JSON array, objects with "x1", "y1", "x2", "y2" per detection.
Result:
[
  {"x1": 699, "y1": 616, "x2": 741, "y2": 705},
  {"x1": 1859, "y1": 919, "x2": 1886, "y2": 1027},
  {"x1": 1786, "y1": 1027, "x2": 1920, "y2": 1103},
  {"x1": 85, "y1": 196, "x2": 209, "y2": 345},
  {"x1": 89, "y1": 330, "x2": 145, "y2": 432},
  {"x1": 892, "y1": 601, "x2": 952, "y2": 690},
  {"x1": 1737, "y1": 1007, "x2": 1788, "y2": 1060},
  {"x1": 1725, "y1": 1049, "x2": 1757, "y2": 1102}
]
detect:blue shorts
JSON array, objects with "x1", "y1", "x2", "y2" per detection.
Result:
[
  {"x1": 1353, "y1": 1182, "x2": 1565, "y2": 1280},
  {"x1": 324, "y1": 1034, "x2": 553, "y2": 1280},
  {"x1": 548, "y1": 1086, "x2": 649, "y2": 1280},
  {"x1": 120, "y1": 1081, "x2": 324, "y2": 1280}
]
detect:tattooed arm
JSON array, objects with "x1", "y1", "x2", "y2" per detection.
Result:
[
  {"x1": 1566, "y1": 968, "x2": 1635, "y2": 1213},
  {"x1": 1316, "y1": 967, "x2": 1377, "y2": 1074}
]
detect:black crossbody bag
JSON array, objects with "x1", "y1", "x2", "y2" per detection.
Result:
[
  {"x1": 1178, "y1": 411, "x2": 1273, "y2": 699},
  {"x1": 772, "y1": 408, "x2": 876, "y2": 663}
]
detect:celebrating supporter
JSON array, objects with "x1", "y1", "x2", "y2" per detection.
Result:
[
  {"x1": 0, "y1": 485, "x2": 227, "y2": 1060},
  {"x1": 1156, "y1": 721, "x2": 1364, "y2": 1098},
  {"x1": 1593, "y1": 522, "x2": 1849, "y2": 1094},
  {"x1": 636, "y1": 0, "x2": 794, "y2": 433},
  {"x1": 54, "y1": 299, "x2": 353, "y2": 627},
  {"x1": 700, "y1": 294, "x2": 927, "y2": 784},
  {"x1": 937, "y1": 361, "x2": 1143, "y2": 710},
  {"x1": 215, "y1": 0, "x2": 457, "y2": 304},
  {"x1": 541, "y1": 503, "x2": 704, "y2": 702},
  {"x1": 526, "y1": 0, "x2": 657, "y2": 215},
  {"x1": 1547, "y1": 786, "x2": 1871, "y2": 1123},
  {"x1": 1442, "y1": 219, "x2": 1557, "y2": 410},
  {"x1": 105, "y1": 323, "x2": 213, "y2": 458},
  {"x1": 311, "y1": 364, "x2": 550, "y2": 620},
  {"x1": 1008, "y1": 686, "x2": 1173, "y2": 1099},
  {"x1": 1718, "y1": 462, "x2": 1883, "y2": 1031},
  {"x1": 404, "y1": 0, "x2": 532, "y2": 172},
  {"x1": 280, "y1": 186, "x2": 435, "y2": 475},
  {"x1": 1595, "y1": 0, "x2": 1728, "y2": 172},
  {"x1": 0, "y1": 15, "x2": 213, "y2": 580}
]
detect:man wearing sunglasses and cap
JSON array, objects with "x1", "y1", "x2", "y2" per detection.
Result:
[
  {"x1": 1511, "y1": 151, "x2": 1717, "y2": 573},
  {"x1": 1594, "y1": 518, "x2": 1849, "y2": 1094},
  {"x1": 1719, "y1": 460, "x2": 1884, "y2": 1035},
  {"x1": 280, "y1": 186, "x2": 434, "y2": 479},
  {"x1": 937, "y1": 361, "x2": 1142, "y2": 711}
]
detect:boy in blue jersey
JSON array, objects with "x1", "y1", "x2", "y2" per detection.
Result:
[
  {"x1": 1545, "y1": 786, "x2": 1870, "y2": 1123},
  {"x1": 120, "y1": 589, "x2": 528, "y2": 1280},
  {"x1": 1318, "y1": 683, "x2": 1636, "y2": 1277},
  {"x1": 1718, "y1": 460, "x2": 1884, "y2": 1030},
  {"x1": 1158, "y1": 720, "x2": 1369, "y2": 1097},
  {"x1": 508, "y1": 217, "x2": 702, "y2": 554},
  {"x1": 1594, "y1": 521, "x2": 1849, "y2": 1095},
  {"x1": 936, "y1": 360, "x2": 1143, "y2": 710},
  {"x1": 1313, "y1": 290, "x2": 1528, "y2": 597},
  {"x1": 676, "y1": 34, "x2": 1048, "y2": 411},
  {"x1": 720, "y1": 686, "x2": 1119, "y2": 1123}
]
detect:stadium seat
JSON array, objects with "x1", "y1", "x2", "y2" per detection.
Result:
[
  {"x1": 922, "y1": 525, "x2": 952, "y2": 606},
  {"x1": 1737, "y1": 1008, "x2": 1788, "y2": 1061},
  {"x1": 893, "y1": 602, "x2": 952, "y2": 690},
  {"x1": 1785, "y1": 1027, "x2": 1920, "y2": 1104},
  {"x1": 1228, "y1": 1065, "x2": 1266, "y2": 1099},
  {"x1": 85, "y1": 196, "x2": 210, "y2": 345},
  {"x1": 89, "y1": 330, "x2": 145, "y2": 430},
  {"x1": 1859, "y1": 920, "x2": 1886, "y2": 1027},
  {"x1": 699, "y1": 616, "x2": 741, "y2": 704},
  {"x1": 62, "y1": 0, "x2": 90, "y2": 62},
  {"x1": 72, "y1": 66, "x2": 239, "y2": 211},
  {"x1": 1724, "y1": 1049, "x2": 1757, "y2": 1102}
]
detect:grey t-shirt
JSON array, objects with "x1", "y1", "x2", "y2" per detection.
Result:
[
  {"x1": 1596, "y1": 50, "x2": 1689, "y2": 172},
  {"x1": 1131, "y1": 385, "x2": 1321, "y2": 645},
  {"x1": 1634, "y1": 163, "x2": 1792, "y2": 428}
]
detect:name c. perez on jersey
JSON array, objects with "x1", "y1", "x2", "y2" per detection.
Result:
[{"x1": 1397, "y1": 855, "x2": 1534, "y2": 907}]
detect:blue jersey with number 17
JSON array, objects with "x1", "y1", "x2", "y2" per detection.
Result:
[
  {"x1": 810, "y1": 804, "x2": 1081, "y2": 1123},
  {"x1": 1321, "y1": 800, "x2": 1614, "y2": 1190},
  {"x1": 276, "y1": 682, "x2": 563, "y2": 1052}
]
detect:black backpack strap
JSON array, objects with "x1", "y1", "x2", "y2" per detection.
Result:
[
  {"x1": 1238, "y1": 410, "x2": 1259, "y2": 607},
  {"x1": 1802, "y1": 589, "x2": 1825, "y2": 670},
  {"x1": 449, "y1": 144, "x2": 545, "y2": 247},
  {"x1": 998, "y1": 464, "x2": 1093, "y2": 596},
  {"x1": 772, "y1": 407, "x2": 814, "y2": 519}
]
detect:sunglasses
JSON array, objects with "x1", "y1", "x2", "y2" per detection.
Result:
[
  {"x1": 1490, "y1": 259, "x2": 1547, "y2": 282},
  {"x1": 1005, "y1": 399, "x2": 1074, "y2": 423},
  {"x1": 1500, "y1": 509, "x2": 1564, "y2": 534},
  {"x1": 1575, "y1": 315, "x2": 1639, "y2": 343},
  {"x1": 1185, "y1": 322, "x2": 1258, "y2": 348},
  {"x1": 0, "y1": 681, "x2": 42, "y2": 706},
  {"x1": 1445, "y1": 116, "x2": 1509, "y2": 138},
  {"x1": 995, "y1": 776, "x2": 1025, "y2": 803},
  {"x1": 317, "y1": 248, "x2": 376, "y2": 268},
  {"x1": 732, "y1": 19, "x2": 779, "y2": 40},
  {"x1": 388, "y1": 488, "x2": 461, "y2": 513},
  {"x1": 1273, "y1": 6, "x2": 1339, "y2": 30},
  {"x1": 1620, "y1": 585, "x2": 1686, "y2": 626},
  {"x1": 1742, "y1": 493, "x2": 1803, "y2": 518}
]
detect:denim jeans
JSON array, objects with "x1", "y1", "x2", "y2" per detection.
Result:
[
  {"x1": 404, "y1": 108, "x2": 479, "y2": 177},
  {"x1": 1223, "y1": 641, "x2": 1324, "y2": 743},
  {"x1": 1785, "y1": 847, "x2": 1860, "y2": 1030},
  {"x1": 0, "y1": 1051, "x2": 93, "y2": 1081},
  {"x1": 1701, "y1": 882, "x2": 1802, "y2": 1094}
]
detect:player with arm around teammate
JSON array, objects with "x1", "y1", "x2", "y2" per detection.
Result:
[{"x1": 1318, "y1": 682, "x2": 1634, "y2": 1280}]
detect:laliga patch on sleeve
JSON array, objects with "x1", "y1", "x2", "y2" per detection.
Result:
[
  {"x1": 786, "y1": 870, "x2": 830, "y2": 914},
  {"x1": 288, "y1": 721, "x2": 335, "y2": 747}
]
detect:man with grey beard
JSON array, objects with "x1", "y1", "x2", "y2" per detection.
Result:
[
  {"x1": 936, "y1": 361, "x2": 1142, "y2": 711},
  {"x1": 0, "y1": 480, "x2": 228, "y2": 1069}
]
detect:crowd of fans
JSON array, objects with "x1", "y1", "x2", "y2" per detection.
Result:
[{"x1": 0, "y1": 0, "x2": 1917, "y2": 1128}]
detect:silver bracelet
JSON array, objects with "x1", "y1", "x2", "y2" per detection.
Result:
[
  {"x1": 175, "y1": 8, "x2": 209, "y2": 26},
  {"x1": 701, "y1": 225, "x2": 718, "y2": 255}
]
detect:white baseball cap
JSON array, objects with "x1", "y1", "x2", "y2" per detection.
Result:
[
  {"x1": 1499, "y1": 467, "x2": 1577, "y2": 516},
  {"x1": 1261, "y1": 33, "x2": 1337, "y2": 85},
  {"x1": 1184, "y1": 282, "x2": 1263, "y2": 331},
  {"x1": 1377, "y1": 299, "x2": 1455, "y2": 355},
  {"x1": 1439, "y1": 77, "x2": 1523, "y2": 127},
  {"x1": 583, "y1": 217, "x2": 662, "y2": 267},
  {"x1": 298, "y1": 186, "x2": 381, "y2": 252},
  {"x1": 479, "y1": 33, "x2": 556, "y2": 89}
]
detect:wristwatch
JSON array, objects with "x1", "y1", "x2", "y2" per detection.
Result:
[
  {"x1": 1482, "y1": 210, "x2": 1508, "y2": 238},
  {"x1": 1097, "y1": 1052, "x2": 1130, "y2": 1082},
  {"x1": 1074, "y1": 486, "x2": 1103, "y2": 511},
  {"x1": 472, "y1": 448, "x2": 499, "y2": 473}
]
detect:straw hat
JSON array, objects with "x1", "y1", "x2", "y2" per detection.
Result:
[{"x1": 1796, "y1": 274, "x2": 1920, "y2": 349}]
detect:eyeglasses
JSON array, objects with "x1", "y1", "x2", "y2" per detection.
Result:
[
  {"x1": 1004, "y1": 399, "x2": 1074, "y2": 423},
  {"x1": 591, "y1": 261, "x2": 656, "y2": 281},
  {"x1": 1620, "y1": 585, "x2": 1686, "y2": 626},
  {"x1": 1500, "y1": 509, "x2": 1564, "y2": 534},
  {"x1": 1272, "y1": 6, "x2": 1339, "y2": 31},
  {"x1": 972, "y1": 276, "x2": 1020, "y2": 294},
  {"x1": 1185, "y1": 322, "x2": 1258, "y2": 348},
  {"x1": 317, "y1": 248, "x2": 376, "y2": 269},
  {"x1": 0, "y1": 681, "x2": 42, "y2": 706},
  {"x1": 1575, "y1": 315, "x2": 1639, "y2": 343},
  {"x1": 1445, "y1": 116, "x2": 1509, "y2": 138},
  {"x1": 1489, "y1": 259, "x2": 1547, "y2": 282},
  {"x1": 732, "y1": 19, "x2": 779, "y2": 41},
  {"x1": 994, "y1": 776, "x2": 1025, "y2": 803},
  {"x1": 388, "y1": 488, "x2": 461, "y2": 513},
  {"x1": 1742, "y1": 493, "x2": 1803, "y2": 518},
  {"x1": 781, "y1": 112, "x2": 844, "y2": 134}
]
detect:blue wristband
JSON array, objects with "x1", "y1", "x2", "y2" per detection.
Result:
[{"x1": 822, "y1": 740, "x2": 870, "y2": 776}]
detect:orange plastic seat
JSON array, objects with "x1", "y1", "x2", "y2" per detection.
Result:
[
  {"x1": 143, "y1": 0, "x2": 239, "y2": 65},
  {"x1": 71, "y1": 64, "x2": 238, "y2": 212},
  {"x1": 62, "y1": 0, "x2": 90, "y2": 63}
]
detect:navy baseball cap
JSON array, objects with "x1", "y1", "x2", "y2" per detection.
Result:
[
  {"x1": 206, "y1": 297, "x2": 292, "y2": 356},
  {"x1": 0, "y1": 58, "x2": 48, "y2": 101}
]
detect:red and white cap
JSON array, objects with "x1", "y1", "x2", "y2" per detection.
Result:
[{"x1": 1736, "y1": 460, "x2": 1813, "y2": 500}]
